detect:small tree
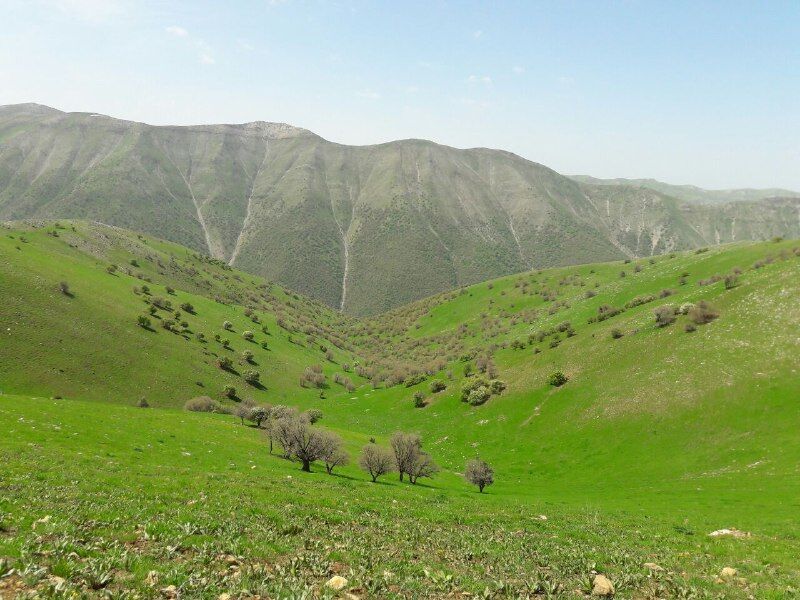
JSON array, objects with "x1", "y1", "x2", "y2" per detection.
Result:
[
  {"x1": 223, "y1": 385, "x2": 237, "y2": 399},
  {"x1": 464, "y1": 459, "x2": 494, "y2": 493},
  {"x1": 223, "y1": 321, "x2": 233, "y2": 331},
  {"x1": 305, "y1": 408, "x2": 323, "y2": 424},
  {"x1": 243, "y1": 370, "x2": 260, "y2": 386},
  {"x1": 688, "y1": 301, "x2": 719, "y2": 325},
  {"x1": 359, "y1": 444, "x2": 395, "y2": 482},
  {"x1": 275, "y1": 416, "x2": 327, "y2": 472},
  {"x1": 217, "y1": 356, "x2": 233, "y2": 371},
  {"x1": 548, "y1": 371, "x2": 568, "y2": 387},
  {"x1": 180, "y1": 302, "x2": 195, "y2": 314},
  {"x1": 248, "y1": 406, "x2": 270, "y2": 428},
  {"x1": 407, "y1": 452, "x2": 439, "y2": 484},
  {"x1": 233, "y1": 401, "x2": 254, "y2": 425},
  {"x1": 59, "y1": 281, "x2": 71, "y2": 296},
  {"x1": 137, "y1": 315, "x2": 151, "y2": 329},
  {"x1": 429, "y1": 380, "x2": 447, "y2": 393},
  {"x1": 137, "y1": 397, "x2": 150, "y2": 408},
  {"x1": 242, "y1": 350, "x2": 254, "y2": 364},
  {"x1": 242, "y1": 330, "x2": 254, "y2": 341},
  {"x1": 413, "y1": 391, "x2": 426, "y2": 408},
  {"x1": 391, "y1": 432, "x2": 422, "y2": 482},
  {"x1": 319, "y1": 430, "x2": 349, "y2": 474}
]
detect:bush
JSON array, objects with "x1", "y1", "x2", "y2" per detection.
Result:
[
  {"x1": 242, "y1": 330, "x2": 254, "y2": 341},
  {"x1": 184, "y1": 396, "x2": 220, "y2": 412},
  {"x1": 548, "y1": 371, "x2": 568, "y2": 387},
  {"x1": 58, "y1": 281, "x2": 71, "y2": 296},
  {"x1": 137, "y1": 397, "x2": 150, "y2": 408},
  {"x1": 305, "y1": 408, "x2": 323, "y2": 423},
  {"x1": 429, "y1": 379, "x2": 447, "y2": 393},
  {"x1": 684, "y1": 322, "x2": 697, "y2": 333},
  {"x1": 467, "y1": 388, "x2": 491, "y2": 406},
  {"x1": 724, "y1": 273, "x2": 739, "y2": 289},
  {"x1": 137, "y1": 315, "x2": 151, "y2": 329},
  {"x1": 611, "y1": 328, "x2": 623, "y2": 339},
  {"x1": 464, "y1": 458, "x2": 494, "y2": 492},
  {"x1": 489, "y1": 379, "x2": 506, "y2": 394},
  {"x1": 180, "y1": 302, "x2": 195, "y2": 313},
  {"x1": 217, "y1": 356, "x2": 233, "y2": 371},
  {"x1": 404, "y1": 373, "x2": 427, "y2": 387},
  {"x1": 223, "y1": 321, "x2": 233, "y2": 331},
  {"x1": 688, "y1": 301, "x2": 719, "y2": 325},
  {"x1": 242, "y1": 350, "x2": 254, "y2": 363},
  {"x1": 461, "y1": 377, "x2": 489, "y2": 401},
  {"x1": 654, "y1": 305, "x2": 676, "y2": 327},
  {"x1": 243, "y1": 370, "x2": 260, "y2": 385},
  {"x1": 413, "y1": 391, "x2": 426, "y2": 408},
  {"x1": 223, "y1": 385, "x2": 237, "y2": 399}
]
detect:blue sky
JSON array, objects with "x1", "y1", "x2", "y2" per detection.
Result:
[{"x1": 1, "y1": 0, "x2": 799, "y2": 189}]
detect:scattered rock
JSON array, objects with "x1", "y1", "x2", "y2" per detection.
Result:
[
  {"x1": 709, "y1": 528, "x2": 750, "y2": 538},
  {"x1": 218, "y1": 594, "x2": 231, "y2": 600},
  {"x1": 161, "y1": 584, "x2": 178, "y2": 598},
  {"x1": 537, "y1": 515, "x2": 548, "y2": 521},
  {"x1": 643, "y1": 562, "x2": 664, "y2": 572},
  {"x1": 344, "y1": 594, "x2": 360, "y2": 600},
  {"x1": 224, "y1": 555, "x2": 239, "y2": 565},
  {"x1": 720, "y1": 567, "x2": 738, "y2": 578},
  {"x1": 32, "y1": 515, "x2": 52, "y2": 528},
  {"x1": 325, "y1": 575, "x2": 348, "y2": 591},
  {"x1": 145, "y1": 571, "x2": 159, "y2": 586},
  {"x1": 591, "y1": 574, "x2": 615, "y2": 596}
]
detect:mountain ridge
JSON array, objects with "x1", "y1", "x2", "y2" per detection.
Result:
[{"x1": 2, "y1": 103, "x2": 799, "y2": 315}]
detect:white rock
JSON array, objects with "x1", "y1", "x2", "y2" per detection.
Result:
[
  {"x1": 591, "y1": 574, "x2": 615, "y2": 596},
  {"x1": 325, "y1": 575, "x2": 348, "y2": 590}
]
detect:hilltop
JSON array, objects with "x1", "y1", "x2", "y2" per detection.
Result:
[{"x1": 2, "y1": 104, "x2": 799, "y2": 315}]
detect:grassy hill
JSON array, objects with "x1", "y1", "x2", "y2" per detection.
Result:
[
  {"x1": 3, "y1": 103, "x2": 800, "y2": 315},
  {"x1": 1, "y1": 221, "x2": 799, "y2": 597}
]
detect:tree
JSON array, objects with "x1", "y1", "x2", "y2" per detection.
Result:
[
  {"x1": 319, "y1": 430, "x2": 349, "y2": 474},
  {"x1": 217, "y1": 356, "x2": 233, "y2": 371},
  {"x1": 180, "y1": 302, "x2": 195, "y2": 314},
  {"x1": 305, "y1": 408, "x2": 323, "y2": 424},
  {"x1": 222, "y1": 385, "x2": 237, "y2": 399},
  {"x1": 359, "y1": 444, "x2": 394, "y2": 482},
  {"x1": 248, "y1": 406, "x2": 270, "y2": 428},
  {"x1": 243, "y1": 370, "x2": 260, "y2": 385},
  {"x1": 390, "y1": 432, "x2": 422, "y2": 482},
  {"x1": 233, "y1": 401, "x2": 254, "y2": 425},
  {"x1": 464, "y1": 459, "x2": 494, "y2": 493},
  {"x1": 137, "y1": 315, "x2": 151, "y2": 329},
  {"x1": 242, "y1": 350, "x2": 254, "y2": 364},
  {"x1": 58, "y1": 281, "x2": 71, "y2": 296},
  {"x1": 223, "y1": 321, "x2": 233, "y2": 331},
  {"x1": 264, "y1": 405, "x2": 297, "y2": 454},
  {"x1": 274, "y1": 416, "x2": 327, "y2": 472},
  {"x1": 242, "y1": 330, "x2": 254, "y2": 341},
  {"x1": 407, "y1": 451, "x2": 439, "y2": 484},
  {"x1": 548, "y1": 371, "x2": 568, "y2": 387}
]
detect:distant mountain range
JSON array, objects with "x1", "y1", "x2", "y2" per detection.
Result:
[
  {"x1": 570, "y1": 174, "x2": 800, "y2": 205},
  {"x1": 2, "y1": 103, "x2": 799, "y2": 315}
]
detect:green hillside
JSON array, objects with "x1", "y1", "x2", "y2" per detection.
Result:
[
  {"x1": 3, "y1": 104, "x2": 800, "y2": 315},
  {"x1": 1, "y1": 221, "x2": 800, "y2": 597}
]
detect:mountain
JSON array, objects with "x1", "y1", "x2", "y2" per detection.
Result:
[
  {"x1": 2, "y1": 103, "x2": 799, "y2": 315},
  {"x1": 2, "y1": 220, "x2": 800, "y2": 596},
  {"x1": 571, "y1": 174, "x2": 800, "y2": 204}
]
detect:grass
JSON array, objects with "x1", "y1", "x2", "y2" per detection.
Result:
[{"x1": 1, "y1": 220, "x2": 800, "y2": 597}]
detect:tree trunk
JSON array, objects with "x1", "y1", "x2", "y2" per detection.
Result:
[
  {"x1": 479, "y1": 484, "x2": 484, "y2": 493},
  {"x1": 399, "y1": 471, "x2": 404, "y2": 482},
  {"x1": 302, "y1": 459, "x2": 311, "y2": 472}
]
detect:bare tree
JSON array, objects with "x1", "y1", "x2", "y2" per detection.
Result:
[
  {"x1": 407, "y1": 451, "x2": 439, "y2": 484},
  {"x1": 390, "y1": 432, "x2": 422, "y2": 482},
  {"x1": 464, "y1": 459, "x2": 494, "y2": 493},
  {"x1": 265, "y1": 405, "x2": 298, "y2": 455},
  {"x1": 359, "y1": 444, "x2": 394, "y2": 482},
  {"x1": 319, "y1": 430, "x2": 349, "y2": 474},
  {"x1": 275, "y1": 416, "x2": 327, "y2": 472}
]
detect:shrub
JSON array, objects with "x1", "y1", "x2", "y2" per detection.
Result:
[
  {"x1": 217, "y1": 356, "x2": 233, "y2": 371},
  {"x1": 242, "y1": 350, "x2": 254, "y2": 363},
  {"x1": 223, "y1": 385, "x2": 237, "y2": 399},
  {"x1": 404, "y1": 373, "x2": 427, "y2": 387},
  {"x1": 137, "y1": 315, "x2": 151, "y2": 329},
  {"x1": 305, "y1": 408, "x2": 323, "y2": 424},
  {"x1": 165, "y1": 286, "x2": 175, "y2": 295},
  {"x1": 58, "y1": 281, "x2": 71, "y2": 296},
  {"x1": 243, "y1": 370, "x2": 260, "y2": 385},
  {"x1": 489, "y1": 379, "x2": 506, "y2": 394},
  {"x1": 467, "y1": 388, "x2": 491, "y2": 406},
  {"x1": 654, "y1": 305, "x2": 676, "y2": 327},
  {"x1": 242, "y1": 330, "x2": 254, "y2": 341},
  {"x1": 684, "y1": 322, "x2": 697, "y2": 333},
  {"x1": 223, "y1": 321, "x2": 233, "y2": 331},
  {"x1": 196, "y1": 332, "x2": 206, "y2": 342},
  {"x1": 688, "y1": 301, "x2": 719, "y2": 325},
  {"x1": 137, "y1": 397, "x2": 150, "y2": 408},
  {"x1": 413, "y1": 391, "x2": 426, "y2": 408},
  {"x1": 611, "y1": 328, "x2": 623, "y2": 339},
  {"x1": 461, "y1": 377, "x2": 489, "y2": 401},
  {"x1": 180, "y1": 302, "x2": 195, "y2": 313},
  {"x1": 464, "y1": 458, "x2": 494, "y2": 493},
  {"x1": 548, "y1": 371, "x2": 568, "y2": 387},
  {"x1": 429, "y1": 380, "x2": 447, "y2": 393},
  {"x1": 184, "y1": 396, "x2": 220, "y2": 412},
  {"x1": 724, "y1": 273, "x2": 739, "y2": 289},
  {"x1": 106, "y1": 264, "x2": 117, "y2": 274}
]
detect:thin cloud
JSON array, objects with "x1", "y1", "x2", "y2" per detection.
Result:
[
  {"x1": 357, "y1": 89, "x2": 381, "y2": 100},
  {"x1": 473, "y1": 30, "x2": 483, "y2": 39},
  {"x1": 165, "y1": 26, "x2": 189, "y2": 37},
  {"x1": 512, "y1": 66, "x2": 525, "y2": 74},
  {"x1": 467, "y1": 75, "x2": 492, "y2": 85},
  {"x1": 45, "y1": 0, "x2": 126, "y2": 22}
]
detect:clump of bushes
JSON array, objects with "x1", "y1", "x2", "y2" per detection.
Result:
[
  {"x1": 137, "y1": 315, "x2": 151, "y2": 329},
  {"x1": 242, "y1": 330, "x2": 254, "y2": 341},
  {"x1": 460, "y1": 377, "x2": 506, "y2": 406},
  {"x1": 185, "y1": 396, "x2": 221, "y2": 412},
  {"x1": 413, "y1": 391, "x2": 426, "y2": 408},
  {"x1": 429, "y1": 379, "x2": 447, "y2": 393},
  {"x1": 216, "y1": 356, "x2": 233, "y2": 371},
  {"x1": 300, "y1": 365, "x2": 327, "y2": 388},
  {"x1": 548, "y1": 371, "x2": 568, "y2": 387},
  {"x1": 243, "y1": 370, "x2": 260, "y2": 385}
]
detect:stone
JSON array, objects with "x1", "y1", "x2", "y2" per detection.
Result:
[
  {"x1": 643, "y1": 562, "x2": 664, "y2": 572},
  {"x1": 709, "y1": 528, "x2": 750, "y2": 538},
  {"x1": 591, "y1": 574, "x2": 615, "y2": 596},
  {"x1": 325, "y1": 575, "x2": 348, "y2": 591},
  {"x1": 720, "y1": 567, "x2": 738, "y2": 578}
]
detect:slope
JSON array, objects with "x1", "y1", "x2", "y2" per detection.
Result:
[{"x1": 3, "y1": 103, "x2": 800, "y2": 315}]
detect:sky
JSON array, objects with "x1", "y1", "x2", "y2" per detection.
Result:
[{"x1": 1, "y1": 0, "x2": 799, "y2": 190}]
